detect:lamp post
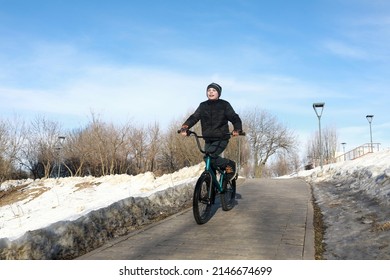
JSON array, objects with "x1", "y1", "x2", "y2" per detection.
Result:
[
  {"x1": 341, "y1": 142, "x2": 346, "y2": 161},
  {"x1": 366, "y1": 115, "x2": 374, "y2": 153},
  {"x1": 313, "y1": 102, "x2": 325, "y2": 169},
  {"x1": 56, "y1": 136, "x2": 66, "y2": 178}
]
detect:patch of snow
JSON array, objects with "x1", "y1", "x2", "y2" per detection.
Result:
[{"x1": 0, "y1": 164, "x2": 204, "y2": 242}]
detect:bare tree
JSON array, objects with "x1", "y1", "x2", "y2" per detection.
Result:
[
  {"x1": 322, "y1": 126, "x2": 338, "y2": 164},
  {"x1": 145, "y1": 122, "x2": 161, "y2": 173},
  {"x1": 0, "y1": 119, "x2": 10, "y2": 182},
  {"x1": 158, "y1": 125, "x2": 182, "y2": 173},
  {"x1": 269, "y1": 149, "x2": 301, "y2": 177},
  {"x1": 224, "y1": 125, "x2": 250, "y2": 176},
  {"x1": 62, "y1": 128, "x2": 88, "y2": 176},
  {"x1": 67, "y1": 115, "x2": 134, "y2": 177},
  {"x1": 20, "y1": 116, "x2": 63, "y2": 178},
  {"x1": 0, "y1": 117, "x2": 28, "y2": 181},
  {"x1": 306, "y1": 125, "x2": 338, "y2": 167},
  {"x1": 243, "y1": 108, "x2": 297, "y2": 177},
  {"x1": 158, "y1": 120, "x2": 202, "y2": 173},
  {"x1": 128, "y1": 126, "x2": 148, "y2": 174}
]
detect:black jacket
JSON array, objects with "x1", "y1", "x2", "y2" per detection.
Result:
[{"x1": 183, "y1": 99, "x2": 242, "y2": 142}]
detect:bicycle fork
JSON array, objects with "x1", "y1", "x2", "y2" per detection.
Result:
[{"x1": 204, "y1": 158, "x2": 226, "y2": 204}]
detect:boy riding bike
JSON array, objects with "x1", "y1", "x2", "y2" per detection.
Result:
[{"x1": 180, "y1": 82, "x2": 243, "y2": 181}]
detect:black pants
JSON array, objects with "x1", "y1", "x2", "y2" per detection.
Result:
[{"x1": 204, "y1": 140, "x2": 230, "y2": 170}]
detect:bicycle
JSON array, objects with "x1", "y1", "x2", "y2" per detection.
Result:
[{"x1": 178, "y1": 129, "x2": 245, "y2": 224}]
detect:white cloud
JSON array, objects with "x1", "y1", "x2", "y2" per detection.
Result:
[
  {"x1": 1, "y1": 38, "x2": 389, "y2": 154},
  {"x1": 322, "y1": 39, "x2": 368, "y2": 59}
]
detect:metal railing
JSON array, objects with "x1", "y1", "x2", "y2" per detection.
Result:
[{"x1": 336, "y1": 143, "x2": 381, "y2": 162}]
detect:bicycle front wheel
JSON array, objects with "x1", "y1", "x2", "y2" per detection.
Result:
[
  {"x1": 220, "y1": 178, "x2": 236, "y2": 211},
  {"x1": 193, "y1": 172, "x2": 213, "y2": 224}
]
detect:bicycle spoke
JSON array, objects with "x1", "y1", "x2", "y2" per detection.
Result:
[
  {"x1": 220, "y1": 178, "x2": 236, "y2": 211},
  {"x1": 193, "y1": 172, "x2": 213, "y2": 224}
]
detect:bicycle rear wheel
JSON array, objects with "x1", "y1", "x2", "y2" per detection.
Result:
[
  {"x1": 193, "y1": 172, "x2": 213, "y2": 224},
  {"x1": 220, "y1": 178, "x2": 236, "y2": 211}
]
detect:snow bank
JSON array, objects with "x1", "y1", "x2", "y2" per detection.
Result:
[
  {"x1": 295, "y1": 149, "x2": 390, "y2": 205},
  {"x1": 2, "y1": 149, "x2": 390, "y2": 260},
  {"x1": 292, "y1": 149, "x2": 390, "y2": 259},
  {"x1": 0, "y1": 164, "x2": 204, "y2": 259}
]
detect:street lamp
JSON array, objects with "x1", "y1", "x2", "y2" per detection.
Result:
[
  {"x1": 313, "y1": 102, "x2": 325, "y2": 169},
  {"x1": 366, "y1": 115, "x2": 374, "y2": 153},
  {"x1": 341, "y1": 142, "x2": 347, "y2": 161},
  {"x1": 56, "y1": 136, "x2": 66, "y2": 178}
]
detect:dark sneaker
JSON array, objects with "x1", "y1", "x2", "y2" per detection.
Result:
[{"x1": 225, "y1": 160, "x2": 237, "y2": 181}]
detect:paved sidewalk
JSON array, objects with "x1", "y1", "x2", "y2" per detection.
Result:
[{"x1": 77, "y1": 178, "x2": 314, "y2": 260}]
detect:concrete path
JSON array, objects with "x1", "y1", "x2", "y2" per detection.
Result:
[{"x1": 77, "y1": 178, "x2": 314, "y2": 260}]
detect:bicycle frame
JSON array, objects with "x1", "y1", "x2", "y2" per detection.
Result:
[
  {"x1": 186, "y1": 130, "x2": 227, "y2": 193},
  {"x1": 179, "y1": 129, "x2": 245, "y2": 224},
  {"x1": 204, "y1": 154, "x2": 225, "y2": 193}
]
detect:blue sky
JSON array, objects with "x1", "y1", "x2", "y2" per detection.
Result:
[{"x1": 1, "y1": 0, "x2": 389, "y2": 155}]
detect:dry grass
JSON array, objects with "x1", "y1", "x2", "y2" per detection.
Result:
[
  {"x1": 0, "y1": 180, "x2": 100, "y2": 208},
  {"x1": 74, "y1": 181, "x2": 101, "y2": 192},
  {"x1": 0, "y1": 183, "x2": 49, "y2": 207},
  {"x1": 311, "y1": 189, "x2": 326, "y2": 260},
  {"x1": 313, "y1": 202, "x2": 326, "y2": 259},
  {"x1": 372, "y1": 221, "x2": 390, "y2": 232}
]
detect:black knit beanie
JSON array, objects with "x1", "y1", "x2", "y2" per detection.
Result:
[{"x1": 207, "y1": 83, "x2": 222, "y2": 97}]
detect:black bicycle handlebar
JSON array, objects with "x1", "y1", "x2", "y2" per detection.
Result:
[
  {"x1": 177, "y1": 129, "x2": 246, "y2": 154},
  {"x1": 177, "y1": 130, "x2": 246, "y2": 137}
]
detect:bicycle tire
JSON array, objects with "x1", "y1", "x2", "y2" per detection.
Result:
[
  {"x1": 193, "y1": 172, "x2": 213, "y2": 224},
  {"x1": 220, "y1": 178, "x2": 236, "y2": 211}
]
